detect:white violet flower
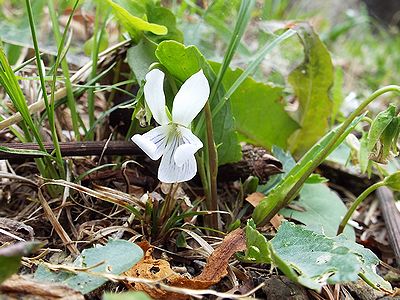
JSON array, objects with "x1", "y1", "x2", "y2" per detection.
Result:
[{"x1": 131, "y1": 69, "x2": 210, "y2": 183}]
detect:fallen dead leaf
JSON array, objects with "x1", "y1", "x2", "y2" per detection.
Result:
[
  {"x1": 270, "y1": 214, "x2": 284, "y2": 230},
  {"x1": 0, "y1": 275, "x2": 84, "y2": 300},
  {"x1": 245, "y1": 192, "x2": 265, "y2": 207},
  {"x1": 245, "y1": 192, "x2": 284, "y2": 230},
  {"x1": 126, "y1": 228, "x2": 246, "y2": 299}
]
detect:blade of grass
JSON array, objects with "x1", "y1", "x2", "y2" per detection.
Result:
[
  {"x1": 201, "y1": 0, "x2": 256, "y2": 230},
  {"x1": 0, "y1": 39, "x2": 131, "y2": 131},
  {"x1": 48, "y1": 0, "x2": 81, "y2": 140},
  {"x1": 208, "y1": 0, "x2": 256, "y2": 103},
  {"x1": 194, "y1": 28, "x2": 295, "y2": 136},
  {"x1": 25, "y1": 0, "x2": 64, "y2": 177},
  {"x1": 214, "y1": 28, "x2": 296, "y2": 117},
  {"x1": 87, "y1": 3, "x2": 108, "y2": 140},
  {"x1": 0, "y1": 45, "x2": 57, "y2": 180}
]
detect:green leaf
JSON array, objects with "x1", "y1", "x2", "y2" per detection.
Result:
[
  {"x1": 304, "y1": 173, "x2": 328, "y2": 184},
  {"x1": 288, "y1": 23, "x2": 334, "y2": 155},
  {"x1": 0, "y1": 242, "x2": 42, "y2": 284},
  {"x1": 155, "y1": 40, "x2": 241, "y2": 164},
  {"x1": 211, "y1": 64, "x2": 299, "y2": 149},
  {"x1": 146, "y1": 6, "x2": 183, "y2": 43},
  {"x1": 280, "y1": 183, "x2": 355, "y2": 240},
  {"x1": 127, "y1": 37, "x2": 157, "y2": 83},
  {"x1": 331, "y1": 67, "x2": 344, "y2": 126},
  {"x1": 384, "y1": 171, "x2": 400, "y2": 191},
  {"x1": 368, "y1": 104, "x2": 397, "y2": 152},
  {"x1": 242, "y1": 219, "x2": 271, "y2": 264},
  {"x1": 106, "y1": 0, "x2": 167, "y2": 41},
  {"x1": 103, "y1": 291, "x2": 151, "y2": 300},
  {"x1": 243, "y1": 221, "x2": 391, "y2": 292},
  {"x1": 270, "y1": 222, "x2": 360, "y2": 291},
  {"x1": 35, "y1": 240, "x2": 143, "y2": 294},
  {"x1": 0, "y1": 145, "x2": 51, "y2": 157}
]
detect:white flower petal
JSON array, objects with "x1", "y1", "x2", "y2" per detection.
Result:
[
  {"x1": 178, "y1": 125, "x2": 203, "y2": 149},
  {"x1": 174, "y1": 144, "x2": 199, "y2": 167},
  {"x1": 158, "y1": 134, "x2": 198, "y2": 183},
  {"x1": 131, "y1": 125, "x2": 169, "y2": 160},
  {"x1": 172, "y1": 70, "x2": 210, "y2": 127},
  {"x1": 144, "y1": 69, "x2": 169, "y2": 125}
]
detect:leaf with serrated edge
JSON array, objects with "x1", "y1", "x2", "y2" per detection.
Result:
[{"x1": 243, "y1": 221, "x2": 391, "y2": 292}]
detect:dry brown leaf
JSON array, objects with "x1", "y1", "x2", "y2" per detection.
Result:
[
  {"x1": 0, "y1": 275, "x2": 84, "y2": 300},
  {"x1": 270, "y1": 214, "x2": 284, "y2": 230},
  {"x1": 245, "y1": 192, "x2": 265, "y2": 207},
  {"x1": 126, "y1": 228, "x2": 246, "y2": 299}
]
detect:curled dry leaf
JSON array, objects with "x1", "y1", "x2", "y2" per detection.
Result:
[{"x1": 126, "y1": 228, "x2": 246, "y2": 299}]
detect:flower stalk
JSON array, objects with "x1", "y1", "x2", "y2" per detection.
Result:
[
  {"x1": 204, "y1": 101, "x2": 219, "y2": 230},
  {"x1": 337, "y1": 181, "x2": 385, "y2": 235}
]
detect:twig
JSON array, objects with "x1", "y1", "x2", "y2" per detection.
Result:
[
  {"x1": 376, "y1": 186, "x2": 400, "y2": 265},
  {"x1": 0, "y1": 141, "x2": 140, "y2": 159},
  {"x1": 37, "y1": 189, "x2": 79, "y2": 254}
]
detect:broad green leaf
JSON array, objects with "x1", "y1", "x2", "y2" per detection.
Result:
[
  {"x1": 127, "y1": 37, "x2": 157, "y2": 83},
  {"x1": 106, "y1": 0, "x2": 167, "y2": 41},
  {"x1": 111, "y1": 1, "x2": 181, "y2": 43},
  {"x1": 35, "y1": 240, "x2": 143, "y2": 294},
  {"x1": 243, "y1": 221, "x2": 391, "y2": 292},
  {"x1": 146, "y1": 6, "x2": 183, "y2": 43},
  {"x1": 335, "y1": 235, "x2": 392, "y2": 291},
  {"x1": 271, "y1": 222, "x2": 360, "y2": 291},
  {"x1": 112, "y1": 0, "x2": 147, "y2": 16},
  {"x1": 0, "y1": 242, "x2": 42, "y2": 283},
  {"x1": 103, "y1": 291, "x2": 151, "y2": 300},
  {"x1": 288, "y1": 23, "x2": 334, "y2": 155},
  {"x1": 155, "y1": 40, "x2": 241, "y2": 164},
  {"x1": 211, "y1": 64, "x2": 299, "y2": 149},
  {"x1": 280, "y1": 183, "x2": 355, "y2": 240}
]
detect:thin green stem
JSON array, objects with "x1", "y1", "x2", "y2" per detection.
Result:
[
  {"x1": 337, "y1": 181, "x2": 385, "y2": 235},
  {"x1": 87, "y1": 5, "x2": 104, "y2": 140},
  {"x1": 203, "y1": 101, "x2": 219, "y2": 230},
  {"x1": 259, "y1": 85, "x2": 400, "y2": 224},
  {"x1": 286, "y1": 86, "x2": 400, "y2": 203}
]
